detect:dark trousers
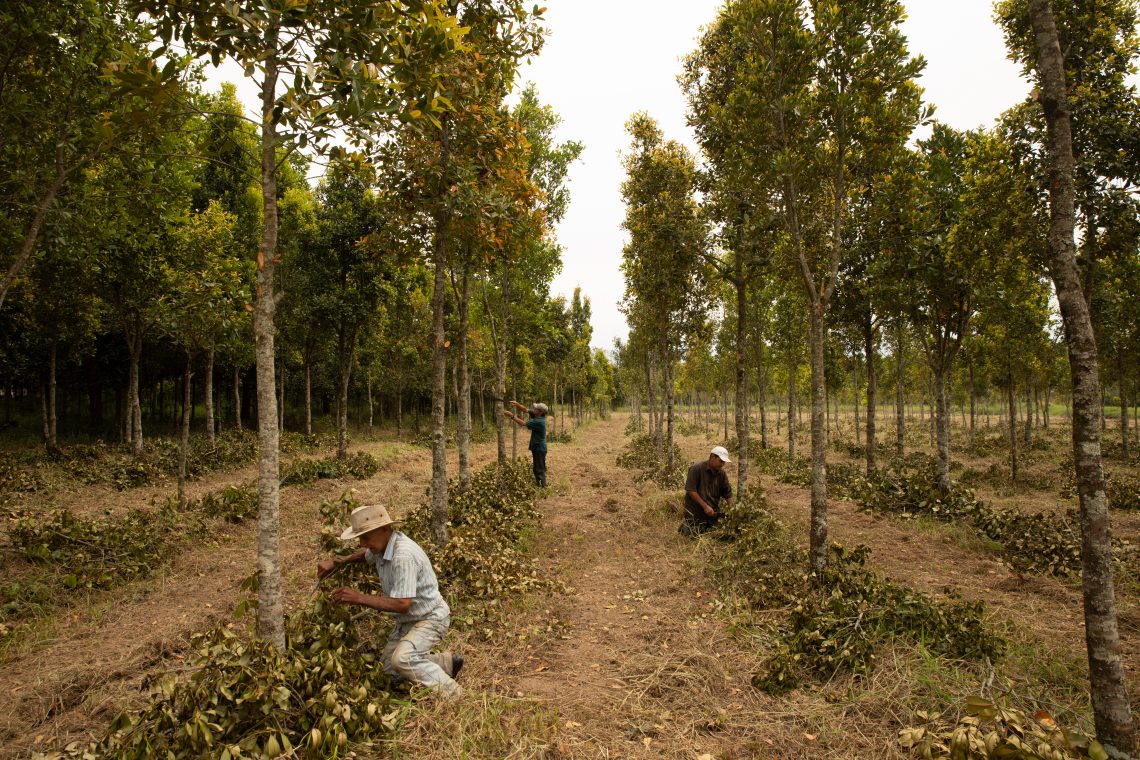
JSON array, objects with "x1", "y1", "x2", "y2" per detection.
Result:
[{"x1": 531, "y1": 449, "x2": 547, "y2": 487}]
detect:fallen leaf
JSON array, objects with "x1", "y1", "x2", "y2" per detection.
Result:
[{"x1": 804, "y1": 733, "x2": 817, "y2": 741}]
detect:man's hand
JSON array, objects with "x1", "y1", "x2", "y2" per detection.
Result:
[
  {"x1": 330, "y1": 587, "x2": 367, "y2": 606},
  {"x1": 703, "y1": 504, "x2": 717, "y2": 518},
  {"x1": 317, "y1": 559, "x2": 336, "y2": 580}
]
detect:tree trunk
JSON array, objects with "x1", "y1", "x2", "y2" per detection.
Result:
[
  {"x1": 126, "y1": 319, "x2": 143, "y2": 454},
  {"x1": 665, "y1": 356, "x2": 676, "y2": 472},
  {"x1": 304, "y1": 356, "x2": 312, "y2": 436},
  {"x1": 429, "y1": 114, "x2": 452, "y2": 546},
  {"x1": 1120, "y1": 356, "x2": 1129, "y2": 461},
  {"x1": 367, "y1": 374, "x2": 374, "y2": 431},
  {"x1": 0, "y1": 167, "x2": 66, "y2": 310},
  {"x1": 1008, "y1": 371, "x2": 1019, "y2": 482},
  {"x1": 46, "y1": 344, "x2": 58, "y2": 449},
  {"x1": 969, "y1": 359, "x2": 976, "y2": 449},
  {"x1": 865, "y1": 316, "x2": 878, "y2": 473},
  {"x1": 336, "y1": 324, "x2": 356, "y2": 460},
  {"x1": 482, "y1": 275, "x2": 508, "y2": 465},
  {"x1": 178, "y1": 353, "x2": 192, "y2": 510},
  {"x1": 788, "y1": 360, "x2": 797, "y2": 461},
  {"x1": 896, "y1": 324, "x2": 905, "y2": 459},
  {"x1": 1029, "y1": 2, "x2": 1134, "y2": 751},
  {"x1": 457, "y1": 267, "x2": 472, "y2": 488},
  {"x1": 253, "y1": 43, "x2": 285, "y2": 652},
  {"x1": 231, "y1": 364, "x2": 240, "y2": 430},
  {"x1": 807, "y1": 304, "x2": 828, "y2": 574},
  {"x1": 205, "y1": 347, "x2": 215, "y2": 445},
  {"x1": 933, "y1": 364, "x2": 951, "y2": 492},
  {"x1": 40, "y1": 383, "x2": 49, "y2": 446},
  {"x1": 734, "y1": 276, "x2": 749, "y2": 498}
]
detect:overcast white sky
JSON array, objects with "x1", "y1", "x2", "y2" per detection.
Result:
[{"x1": 207, "y1": 1, "x2": 1034, "y2": 352}]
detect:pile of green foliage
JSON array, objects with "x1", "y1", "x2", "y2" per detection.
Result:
[
  {"x1": 195, "y1": 484, "x2": 260, "y2": 523},
  {"x1": 852, "y1": 458, "x2": 981, "y2": 522},
  {"x1": 616, "y1": 434, "x2": 686, "y2": 488},
  {"x1": 853, "y1": 456, "x2": 1090, "y2": 578},
  {"x1": 9, "y1": 505, "x2": 185, "y2": 592},
  {"x1": 0, "y1": 459, "x2": 44, "y2": 495},
  {"x1": 280, "y1": 452, "x2": 379, "y2": 486},
  {"x1": 1108, "y1": 473, "x2": 1140, "y2": 511},
  {"x1": 74, "y1": 597, "x2": 398, "y2": 759},
  {"x1": 899, "y1": 696, "x2": 1108, "y2": 759},
  {"x1": 708, "y1": 497, "x2": 1004, "y2": 696},
  {"x1": 399, "y1": 460, "x2": 563, "y2": 621}
]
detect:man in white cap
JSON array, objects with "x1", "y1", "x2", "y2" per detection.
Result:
[
  {"x1": 680, "y1": 446, "x2": 735, "y2": 537},
  {"x1": 317, "y1": 504, "x2": 462, "y2": 697},
  {"x1": 503, "y1": 399, "x2": 549, "y2": 487}
]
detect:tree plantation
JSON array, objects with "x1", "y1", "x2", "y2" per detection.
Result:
[{"x1": 2, "y1": 0, "x2": 1140, "y2": 758}]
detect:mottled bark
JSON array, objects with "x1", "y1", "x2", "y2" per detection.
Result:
[
  {"x1": 429, "y1": 113, "x2": 452, "y2": 545},
  {"x1": 205, "y1": 347, "x2": 216, "y2": 445},
  {"x1": 1007, "y1": 370, "x2": 1019, "y2": 482},
  {"x1": 304, "y1": 357, "x2": 312, "y2": 436},
  {"x1": 808, "y1": 305, "x2": 828, "y2": 574},
  {"x1": 933, "y1": 365, "x2": 951, "y2": 492},
  {"x1": 456, "y1": 267, "x2": 471, "y2": 487},
  {"x1": 1029, "y1": 0, "x2": 1134, "y2": 752},
  {"x1": 178, "y1": 354, "x2": 191, "y2": 510},
  {"x1": 665, "y1": 354, "x2": 676, "y2": 472},
  {"x1": 233, "y1": 365, "x2": 242, "y2": 431},
  {"x1": 126, "y1": 319, "x2": 143, "y2": 454},
  {"x1": 46, "y1": 344, "x2": 57, "y2": 449},
  {"x1": 253, "y1": 37, "x2": 285, "y2": 651},
  {"x1": 336, "y1": 323, "x2": 356, "y2": 460},
  {"x1": 734, "y1": 274, "x2": 749, "y2": 498},
  {"x1": 864, "y1": 316, "x2": 878, "y2": 473},
  {"x1": 895, "y1": 324, "x2": 905, "y2": 459}
]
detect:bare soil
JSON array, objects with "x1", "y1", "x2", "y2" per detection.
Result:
[{"x1": 2, "y1": 411, "x2": 1135, "y2": 759}]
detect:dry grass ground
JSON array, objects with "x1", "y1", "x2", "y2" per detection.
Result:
[{"x1": 1, "y1": 409, "x2": 1135, "y2": 759}]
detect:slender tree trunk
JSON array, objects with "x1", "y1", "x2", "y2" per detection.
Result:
[
  {"x1": 865, "y1": 316, "x2": 878, "y2": 473},
  {"x1": 367, "y1": 375, "x2": 374, "y2": 431},
  {"x1": 178, "y1": 353, "x2": 192, "y2": 510},
  {"x1": 665, "y1": 356, "x2": 676, "y2": 472},
  {"x1": 336, "y1": 325, "x2": 356, "y2": 460},
  {"x1": 0, "y1": 166, "x2": 66, "y2": 310},
  {"x1": 969, "y1": 360, "x2": 976, "y2": 449},
  {"x1": 896, "y1": 325, "x2": 906, "y2": 459},
  {"x1": 46, "y1": 344, "x2": 58, "y2": 449},
  {"x1": 933, "y1": 363, "x2": 952, "y2": 492},
  {"x1": 278, "y1": 360, "x2": 285, "y2": 434},
  {"x1": 429, "y1": 114, "x2": 452, "y2": 546},
  {"x1": 126, "y1": 320, "x2": 143, "y2": 454},
  {"x1": 734, "y1": 275, "x2": 749, "y2": 498},
  {"x1": 1008, "y1": 372, "x2": 1019, "y2": 482},
  {"x1": 253, "y1": 43, "x2": 285, "y2": 651},
  {"x1": 1029, "y1": 2, "x2": 1134, "y2": 751},
  {"x1": 457, "y1": 267, "x2": 472, "y2": 487},
  {"x1": 807, "y1": 305, "x2": 828, "y2": 574},
  {"x1": 788, "y1": 360, "x2": 797, "y2": 460},
  {"x1": 233, "y1": 365, "x2": 242, "y2": 431},
  {"x1": 854, "y1": 365, "x2": 861, "y2": 445},
  {"x1": 1120, "y1": 356, "x2": 1129, "y2": 461},
  {"x1": 40, "y1": 383, "x2": 49, "y2": 446},
  {"x1": 205, "y1": 347, "x2": 215, "y2": 445},
  {"x1": 304, "y1": 355, "x2": 312, "y2": 436}
]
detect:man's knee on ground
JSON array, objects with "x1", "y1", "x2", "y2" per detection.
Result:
[{"x1": 388, "y1": 641, "x2": 420, "y2": 678}]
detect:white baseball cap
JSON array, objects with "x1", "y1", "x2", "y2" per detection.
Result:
[{"x1": 711, "y1": 445, "x2": 732, "y2": 463}]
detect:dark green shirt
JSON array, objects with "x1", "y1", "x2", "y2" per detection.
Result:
[{"x1": 524, "y1": 417, "x2": 547, "y2": 453}]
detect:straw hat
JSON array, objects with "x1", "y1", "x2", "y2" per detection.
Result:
[{"x1": 340, "y1": 504, "x2": 397, "y2": 540}]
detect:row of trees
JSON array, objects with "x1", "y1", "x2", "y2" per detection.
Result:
[
  {"x1": 617, "y1": 0, "x2": 1138, "y2": 753},
  {"x1": 1, "y1": 1, "x2": 620, "y2": 658}
]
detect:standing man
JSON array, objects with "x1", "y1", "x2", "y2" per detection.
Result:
[
  {"x1": 317, "y1": 504, "x2": 463, "y2": 697},
  {"x1": 504, "y1": 400, "x2": 548, "y2": 487},
  {"x1": 681, "y1": 445, "x2": 735, "y2": 536}
]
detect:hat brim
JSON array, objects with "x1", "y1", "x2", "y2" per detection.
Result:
[{"x1": 339, "y1": 519, "x2": 397, "y2": 541}]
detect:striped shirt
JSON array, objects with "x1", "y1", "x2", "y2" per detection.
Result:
[{"x1": 365, "y1": 532, "x2": 449, "y2": 624}]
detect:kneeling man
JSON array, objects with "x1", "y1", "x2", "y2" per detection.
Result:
[
  {"x1": 681, "y1": 445, "x2": 735, "y2": 537},
  {"x1": 318, "y1": 504, "x2": 462, "y2": 697}
]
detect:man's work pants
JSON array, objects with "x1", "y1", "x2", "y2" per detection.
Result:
[
  {"x1": 531, "y1": 449, "x2": 547, "y2": 487},
  {"x1": 383, "y1": 611, "x2": 461, "y2": 697}
]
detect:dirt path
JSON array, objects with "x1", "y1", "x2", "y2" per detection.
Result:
[
  {"x1": 402, "y1": 415, "x2": 895, "y2": 760},
  {"x1": 0, "y1": 437, "x2": 501, "y2": 759}
]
